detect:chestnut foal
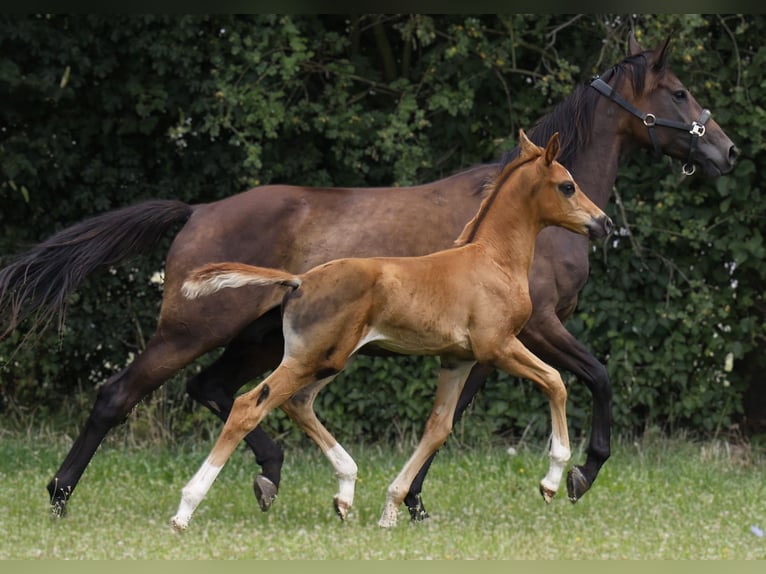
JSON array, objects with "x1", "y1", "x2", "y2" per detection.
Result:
[{"x1": 170, "y1": 130, "x2": 613, "y2": 530}]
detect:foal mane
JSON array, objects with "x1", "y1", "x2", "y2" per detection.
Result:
[
  {"x1": 454, "y1": 153, "x2": 538, "y2": 247},
  {"x1": 500, "y1": 49, "x2": 658, "y2": 170}
]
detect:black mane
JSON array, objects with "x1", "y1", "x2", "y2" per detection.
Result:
[{"x1": 500, "y1": 51, "x2": 654, "y2": 169}]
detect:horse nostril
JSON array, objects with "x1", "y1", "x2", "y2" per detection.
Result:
[{"x1": 729, "y1": 145, "x2": 740, "y2": 163}]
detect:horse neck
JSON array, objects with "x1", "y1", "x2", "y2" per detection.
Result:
[
  {"x1": 470, "y1": 179, "x2": 543, "y2": 275},
  {"x1": 567, "y1": 100, "x2": 630, "y2": 209}
]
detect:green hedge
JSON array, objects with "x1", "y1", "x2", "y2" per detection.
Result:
[{"x1": 1, "y1": 15, "x2": 764, "y2": 445}]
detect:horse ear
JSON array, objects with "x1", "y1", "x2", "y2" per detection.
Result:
[
  {"x1": 543, "y1": 132, "x2": 560, "y2": 166},
  {"x1": 518, "y1": 129, "x2": 538, "y2": 158},
  {"x1": 652, "y1": 35, "x2": 672, "y2": 71},
  {"x1": 628, "y1": 32, "x2": 643, "y2": 56}
]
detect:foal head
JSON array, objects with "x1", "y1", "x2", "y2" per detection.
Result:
[{"x1": 516, "y1": 130, "x2": 613, "y2": 241}]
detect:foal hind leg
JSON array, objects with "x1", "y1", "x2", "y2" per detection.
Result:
[
  {"x1": 494, "y1": 338, "x2": 571, "y2": 502},
  {"x1": 186, "y1": 325, "x2": 286, "y2": 511},
  {"x1": 172, "y1": 361, "x2": 315, "y2": 531},
  {"x1": 281, "y1": 377, "x2": 358, "y2": 520},
  {"x1": 47, "y1": 332, "x2": 209, "y2": 518},
  {"x1": 378, "y1": 360, "x2": 475, "y2": 528}
]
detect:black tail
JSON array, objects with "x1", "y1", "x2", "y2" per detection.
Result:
[{"x1": 0, "y1": 199, "x2": 193, "y2": 339}]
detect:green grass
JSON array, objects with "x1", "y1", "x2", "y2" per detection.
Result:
[{"x1": 0, "y1": 429, "x2": 764, "y2": 559}]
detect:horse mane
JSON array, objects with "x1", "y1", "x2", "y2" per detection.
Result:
[
  {"x1": 499, "y1": 49, "x2": 657, "y2": 170},
  {"x1": 456, "y1": 50, "x2": 659, "y2": 249},
  {"x1": 454, "y1": 153, "x2": 538, "y2": 247}
]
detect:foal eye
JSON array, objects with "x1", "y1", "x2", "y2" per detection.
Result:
[{"x1": 558, "y1": 182, "x2": 575, "y2": 197}]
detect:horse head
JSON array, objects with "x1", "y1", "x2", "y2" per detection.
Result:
[
  {"x1": 518, "y1": 130, "x2": 614, "y2": 241},
  {"x1": 594, "y1": 33, "x2": 738, "y2": 177}
]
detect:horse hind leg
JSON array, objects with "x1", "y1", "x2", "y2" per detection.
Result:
[
  {"x1": 280, "y1": 376, "x2": 358, "y2": 520},
  {"x1": 171, "y1": 362, "x2": 315, "y2": 531},
  {"x1": 185, "y1": 325, "x2": 286, "y2": 511},
  {"x1": 47, "y1": 333, "x2": 208, "y2": 518}
]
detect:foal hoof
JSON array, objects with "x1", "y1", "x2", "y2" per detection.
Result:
[
  {"x1": 539, "y1": 484, "x2": 557, "y2": 503},
  {"x1": 566, "y1": 466, "x2": 591, "y2": 503},
  {"x1": 333, "y1": 496, "x2": 351, "y2": 521},
  {"x1": 253, "y1": 475, "x2": 278, "y2": 512},
  {"x1": 407, "y1": 494, "x2": 430, "y2": 522}
]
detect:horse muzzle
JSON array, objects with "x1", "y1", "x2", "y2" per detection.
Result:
[{"x1": 587, "y1": 215, "x2": 614, "y2": 240}]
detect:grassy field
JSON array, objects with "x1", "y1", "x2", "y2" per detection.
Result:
[{"x1": 0, "y1": 428, "x2": 764, "y2": 560}]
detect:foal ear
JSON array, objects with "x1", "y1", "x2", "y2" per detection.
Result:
[
  {"x1": 628, "y1": 32, "x2": 644, "y2": 56},
  {"x1": 543, "y1": 132, "x2": 560, "y2": 166},
  {"x1": 518, "y1": 129, "x2": 538, "y2": 159}
]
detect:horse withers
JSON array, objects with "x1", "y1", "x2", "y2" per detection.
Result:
[{"x1": 169, "y1": 130, "x2": 613, "y2": 530}]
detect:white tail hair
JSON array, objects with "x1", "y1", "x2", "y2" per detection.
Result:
[{"x1": 182, "y1": 263, "x2": 301, "y2": 299}]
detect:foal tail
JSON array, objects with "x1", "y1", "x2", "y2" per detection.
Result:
[
  {"x1": 0, "y1": 200, "x2": 194, "y2": 339},
  {"x1": 182, "y1": 262, "x2": 302, "y2": 299}
]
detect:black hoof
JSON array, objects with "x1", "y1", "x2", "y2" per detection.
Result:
[
  {"x1": 49, "y1": 496, "x2": 68, "y2": 519},
  {"x1": 566, "y1": 466, "x2": 591, "y2": 503},
  {"x1": 253, "y1": 475, "x2": 278, "y2": 512},
  {"x1": 407, "y1": 494, "x2": 429, "y2": 522}
]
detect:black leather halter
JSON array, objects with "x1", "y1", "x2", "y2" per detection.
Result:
[{"x1": 590, "y1": 77, "x2": 711, "y2": 175}]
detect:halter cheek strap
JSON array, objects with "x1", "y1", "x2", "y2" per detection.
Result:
[{"x1": 590, "y1": 77, "x2": 711, "y2": 176}]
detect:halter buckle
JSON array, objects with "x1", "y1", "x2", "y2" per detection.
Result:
[{"x1": 690, "y1": 122, "x2": 706, "y2": 137}]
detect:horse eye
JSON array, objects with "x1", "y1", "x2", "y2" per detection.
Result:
[
  {"x1": 673, "y1": 90, "x2": 687, "y2": 101},
  {"x1": 558, "y1": 182, "x2": 575, "y2": 197}
]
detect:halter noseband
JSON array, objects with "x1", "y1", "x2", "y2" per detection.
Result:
[{"x1": 590, "y1": 76, "x2": 711, "y2": 176}]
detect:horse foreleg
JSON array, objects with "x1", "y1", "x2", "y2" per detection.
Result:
[
  {"x1": 378, "y1": 360, "x2": 475, "y2": 528},
  {"x1": 280, "y1": 376, "x2": 358, "y2": 520},
  {"x1": 495, "y1": 338, "x2": 571, "y2": 502},
  {"x1": 520, "y1": 316, "x2": 611, "y2": 502},
  {"x1": 404, "y1": 362, "x2": 493, "y2": 521},
  {"x1": 171, "y1": 363, "x2": 311, "y2": 531}
]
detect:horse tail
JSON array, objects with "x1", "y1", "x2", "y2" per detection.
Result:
[
  {"x1": 0, "y1": 199, "x2": 194, "y2": 339},
  {"x1": 182, "y1": 262, "x2": 302, "y2": 299}
]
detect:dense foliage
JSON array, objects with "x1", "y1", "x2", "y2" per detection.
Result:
[{"x1": 1, "y1": 15, "x2": 763, "y2": 446}]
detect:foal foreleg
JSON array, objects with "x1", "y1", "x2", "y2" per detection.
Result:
[
  {"x1": 378, "y1": 360, "x2": 476, "y2": 528},
  {"x1": 171, "y1": 364, "x2": 307, "y2": 531},
  {"x1": 495, "y1": 338, "x2": 571, "y2": 502},
  {"x1": 281, "y1": 376, "x2": 359, "y2": 520}
]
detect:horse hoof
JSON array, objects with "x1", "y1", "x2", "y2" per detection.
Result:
[
  {"x1": 566, "y1": 466, "x2": 591, "y2": 503},
  {"x1": 253, "y1": 475, "x2": 278, "y2": 512},
  {"x1": 407, "y1": 495, "x2": 430, "y2": 522},
  {"x1": 378, "y1": 502, "x2": 400, "y2": 528},
  {"x1": 333, "y1": 497, "x2": 351, "y2": 521},
  {"x1": 169, "y1": 516, "x2": 188, "y2": 533},
  {"x1": 49, "y1": 497, "x2": 67, "y2": 519},
  {"x1": 539, "y1": 484, "x2": 556, "y2": 503}
]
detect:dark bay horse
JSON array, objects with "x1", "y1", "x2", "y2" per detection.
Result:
[
  {"x1": 0, "y1": 35, "x2": 737, "y2": 519},
  {"x1": 170, "y1": 131, "x2": 613, "y2": 530}
]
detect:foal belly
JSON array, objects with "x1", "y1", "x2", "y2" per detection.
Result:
[{"x1": 363, "y1": 325, "x2": 474, "y2": 360}]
